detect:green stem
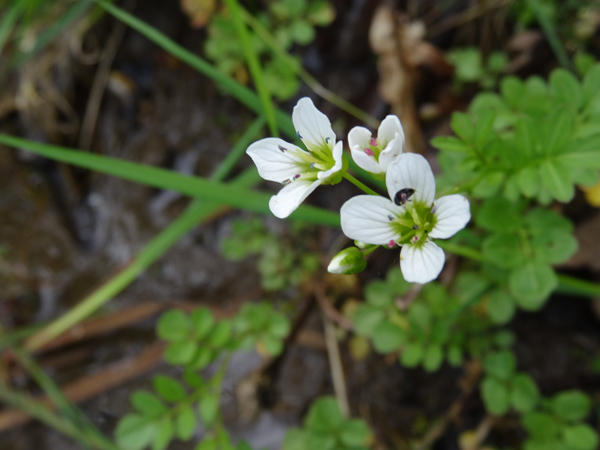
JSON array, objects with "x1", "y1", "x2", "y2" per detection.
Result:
[
  {"x1": 240, "y1": 7, "x2": 380, "y2": 129},
  {"x1": 0, "y1": 383, "x2": 118, "y2": 450},
  {"x1": 224, "y1": 0, "x2": 278, "y2": 137},
  {"x1": 343, "y1": 172, "x2": 379, "y2": 196},
  {"x1": 556, "y1": 274, "x2": 600, "y2": 298},
  {"x1": 526, "y1": 0, "x2": 574, "y2": 72},
  {"x1": 436, "y1": 241, "x2": 485, "y2": 261}
]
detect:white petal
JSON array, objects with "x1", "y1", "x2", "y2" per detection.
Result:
[
  {"x1": 246, "y1": 138, "x2": 305, "y2": 182},
  {"x1": 269, "y1": 179, "x2": 322, "y2": 219},
  {"x1": 386, "y1": 153, "x2": 436, "y2": 205},
  {"x1": 400, "y1": 240, "x2": 445, "y2": 284},
  {"x1": 377, "y1": 133, "x2": 404, "y2": 171},
  {"x1": 319, "y1": 141, "x2": 344, "y2": 180},
  {"x1": 292, "y1": 97, "x2": 336, "y2": 151},
  {"x1": 378, "y1": 115, "x2": 404, "y2": 148},
  {"x1": 429, "y1": 194, "x2": 471, "y2": 239},
  {"x1": 340, "y1": 195, "x2": 403, "y2": 245},
  {"x1": 348, "y1": 126, "x2": 371, "y2": 150},
  {"x1": 351, "y1": 145, "x2": 384, "y2": 174}
]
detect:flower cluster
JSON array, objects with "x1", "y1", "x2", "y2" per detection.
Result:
[{"x1": 246, "y1": 97, "x2": 470, "y2": 284}]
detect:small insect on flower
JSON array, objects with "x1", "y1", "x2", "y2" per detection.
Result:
[
  {"x1": 340, "y1": 153, "x2": 471, "y2": 284},
  {"x1": 394, "y1": 188, "x2": 415, "y2": 206}
]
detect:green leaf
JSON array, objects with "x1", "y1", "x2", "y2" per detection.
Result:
[
  {"x1": 165, "y1": 341, "x2": 198, "y2": 365},
  {"x1": 474, "y1": 109, "x2": 496, "y2": 150},
  {"x1": 372, "y1": 321, "x2": 406, "y2": 353},
  {"x1": 352, "y1": 305, "x2": 385, "y2": 336},
  {"x1": 539, "y1": 160, "x2": 574, "y2": 202},
  {"x1": 517, "y1": 166, "x2": 539, "y2": 198},
  {"x1": 115, "y1": 414, "x2": 157, "y2": 450},
  {"x1": 431, "y1": 136, "x2": 470, "y2": 152},
  {"x1": 487, "y1": 290, "x2": 516, "y2": 324},
  {"x1": 282, "y1": 429, "x2": 307, "y2": 450},
  {"x1": 364, "y1": 280, "x2": 394, "y2": 307},
  {"x1": 199, "y1": 394, "x2": 219, "y2": 425},
  {"x1": 515, "y1": 119, "x2": 538, "y2": 159},
  {"x1": 447, "y1": 345, "x2": 463, "y2": 367},
  {"x1": 451, "y1": 112, "x2": 474, "y2": 143},
  {"x1": 175, "y1": 405, "x2": 196, "y2": 440},
  {"x1": 510, "y1": 373, "x2": 540, "y2": 413},
  {"x1": 408, "y1": 303, "x2": 431, "y2": 332},
  {"x1": 423, "y1": 344, "x2": 444, "y2": 372},
  {"x1": 482, "y1": 233, "x2": 525, "y2": 269},
  {"x1": 501, "y1": 76, "x2": 525, "y2": 108},
  {"x1": 509, "y1": 263, "x2": 557, "y2": 311},
  {"x1": 131, "y1": 391, "x2": 168, "y2": 417},
  {"x1": 190, "y1": 308, "x2": 215, "y2": 340},
  {"x1": 153, "y1": 375, "x2": 186, "y2": 402},
  {"x1": 188, "y1": 347, "x2": 216, "y2": 370},
  {"x1": 476, "y1": 197, "x2": 521, "y2": 232},
  {"x1": 550, "y1": 390, "x2": 591, "y2": 422},
  {"x1": 483, "y1": 350, "x2": 516, "y2": 380},
  {"x1": 305, "y1": 397, "x2": 344, "y2": 432},
  {"x1": 562, "y1": 424, "x2": 599, "y2": 450},
  {"x1": 400, "y1": 342, "x2": 424, "y2": 367},
  {"x1": 260, "y1": 333, "x2": 284, "y2": 356},
  {"x1": 550, "y1": 69, "x2": 583, "y2": 111},
  {"x1": 522, "y1": 412, "x2": 560, "y2": 441},
  {"x1": 152, "y1": 418, "x2": 174, "y2": 450},
  {"x1": 157, "y1": 310, "x2": 190, "y2": 341},
  {"x1": 289, "y1": 19, "x2": 315, "y2": 45},
  {"x1": 481, "y1": 376, "x2": 509, "y2": 415},
  {"x1": 305, "y1": 431, "x2": 336, "y2": 450},
  {"x1": 206, "y1": 321, "x2": 232, "y2": 347},
  {"x1": 339, "y1": 419, "x2": 371, "y2": 447}
]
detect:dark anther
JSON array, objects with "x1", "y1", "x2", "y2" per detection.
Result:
[{"x1": 278, "y1": 145, "x2": 287, "y2": 152}]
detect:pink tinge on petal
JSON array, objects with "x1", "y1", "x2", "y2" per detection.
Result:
[
  {"x1": 364, "y1": 148, "x2": 374, "y2": 156},
  {"x1": 387, "y1": 240, "x2": 396, "y2": 248}
]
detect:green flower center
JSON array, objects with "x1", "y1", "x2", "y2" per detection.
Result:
[
  {"x1": 389, "y1": 202, "x2": 437, "y2": 247},
  {"x1": 279, "y1": 137, "x2": 336, "y2": 185}
]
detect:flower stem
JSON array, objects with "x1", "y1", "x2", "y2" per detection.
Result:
[{"x1": 343, "y1": 173, "x2": 379, "y2": 196}]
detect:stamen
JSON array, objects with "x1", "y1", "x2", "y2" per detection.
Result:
[
  {"x1": 293, "y1": 174, "x2": 301, "y2": 180},
  {"x1": 310, "y1": 162, "x2": 315, "y2": 169},
  {"x1": 364, "y1": 148, "x2": 374, "y2": 157},
  {"x1": 412, "y1": 225, "x2": 419, "y2": 230},
  {"x1": 325, "y1": 137, "x2": 331, "y2": 144},
  {"x1": 410, "y1": 236, "x2": 419, "y2": 244},
  {"x1": 387, "y1": 214, "x2": 394, "y2": 222},
  {"x1": 369, "y1": 138, "x2": 378, "y2": 147},
  {"x1": 282, "y1": 179, "x2": 291, "y2": 186},
  {"x1": 387, "y1": 240, "x2": 396, "y2": 248},
  {"x1": 297, "y1": 131, "x2": 303, "y2": 140},
  {"x1": 278, "y1": 145, "x2": 287, "y2": 152},
  {"x1": 430, "y1": 205, "x2": 437, "y2": 214}
]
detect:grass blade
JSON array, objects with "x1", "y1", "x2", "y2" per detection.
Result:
[
  {"x1": 95, "y1": 0, "x2": 296, "y2": 138},
  {"x1": 224, "y1": 0, "x2": 278, "y2": 137},
  {"x1": 0, "y1": 134, "x2": 340, "y2": 226}
]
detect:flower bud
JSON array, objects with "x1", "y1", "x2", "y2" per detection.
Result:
[{"x1": 327, "y1": 247, "x2": 367, "y2": 275}]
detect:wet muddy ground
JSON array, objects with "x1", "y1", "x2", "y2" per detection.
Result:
[{"x1": 1, "y1": 1, "x2": 600, "y2": 449}]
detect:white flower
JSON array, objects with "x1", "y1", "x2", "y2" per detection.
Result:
[
  {"x1": 348, "y1": 115, "x2": 404, "y2": 175},
  {"x1": 246, "y1": 97, "x2": 344, "y2": 218},
  {"x1": 340, "y1": 153, "x2": 470, "y2": 284}
]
